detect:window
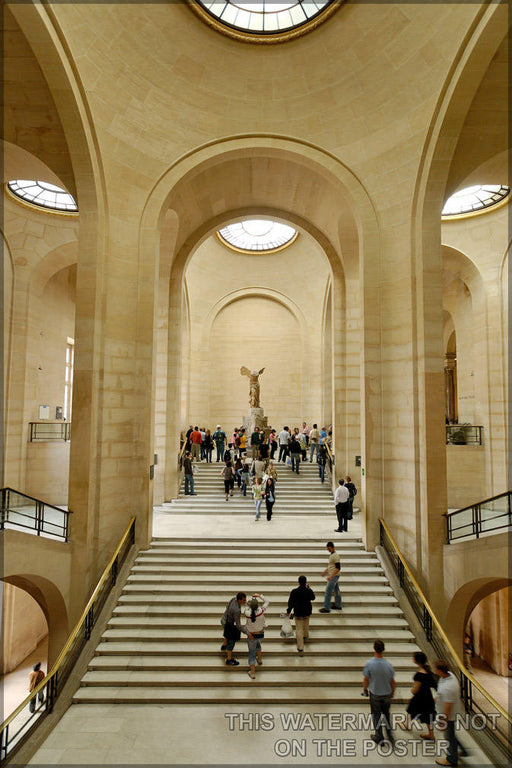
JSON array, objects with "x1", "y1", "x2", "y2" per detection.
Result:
[
  {"x1": 194, "y1": 0, "x2": 336, "y2": 37},
  {"x1": 64, "y1": 339, "x2": 74, "y2": 421},
  {"x1": 7, "y1": 180, "x2": 78, "y2": 212},
  {"x1": 442, "y1": 185, "x2": 510, "y2": 218},
  {"x1": 218, "y1": 219, "x2": 297, "y2": 252}
]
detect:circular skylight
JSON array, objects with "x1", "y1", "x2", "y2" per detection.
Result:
[
  {"x1": 7, "y1": 180, "x2": 77, "y2": 212},
  {"x1": 195, "y1": 1, "x2": 335, "y2": 36},
  {"x1": 218, "y1": 219, "x2": 297, "y2": 252},
  {"x1": 442, "y1": 185, "x2": 509, "y2": 217}
]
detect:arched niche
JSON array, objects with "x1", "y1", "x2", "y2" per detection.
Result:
[
  {"x1": 445, "y1": 577, "x2": 512, "y2": 660},
  {"x1": 1, "y1": 574, "x2": 68, "y2": 667},
  {"x1": 0, "y1": 582, "x2": 48, "y2": 679},
  {"x1": 466, "y1": 584, "x2": 511, "y2": 678}
]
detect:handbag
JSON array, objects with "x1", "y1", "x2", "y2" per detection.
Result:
[{"x1": 280, "y1": 617, "x2": 294, "y2": 638}]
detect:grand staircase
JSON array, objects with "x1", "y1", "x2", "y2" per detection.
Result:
[
  {"x1": 74, "y1": 513, "x2": 421, "y2": 703},
  {"x1": 169, "y1": 459, "x2": 337, "y2": 514}
]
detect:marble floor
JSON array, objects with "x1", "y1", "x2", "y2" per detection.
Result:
[{"x1": 29, "y1": 701, "x2": 495, "y2": 766}]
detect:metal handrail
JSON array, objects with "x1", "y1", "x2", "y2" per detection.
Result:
[
  {"x1": 29, "y1": 422, "x2": 71, "y2": 442},
  {"x1": 446, "y1": 490, "x2": 511, "y2": 516},
  {"x1": 445, "y1": 490, "x2": 511, "y2": 542},
  {"x1": 0, "y1": 517, "x2": 136, "y2": 759},
  {"x1": 0, "y1": 487, "x2": 72, "y2": 541},
  {"x1": 379, "y1": 518, "x2": 512, "y2": 726}
]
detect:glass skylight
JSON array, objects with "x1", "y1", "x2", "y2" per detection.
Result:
[
  {"x1": 442, "y1": 185, "x2": 509, "y2": 217},
  {"x1": 219, "y1": 219, "x2": 297, "y2": 252},
  {"x1": 7, "y1": 180, "x2": 77, "y2": 212},
  {"x1": 196, "y1": 1, "x2": 333, "y2": 35}
]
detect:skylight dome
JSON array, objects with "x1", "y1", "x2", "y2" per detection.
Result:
[
  {"x1": 442, "y1": 185, "x2": 509, "y2": 217},
  {"x1": 218, "y1": 219, "x2": 297, "y2": 252},
  {"x1": 7, "y1": 180, "x2": 77, "y2": 212},
  {"x1": 194, "y1": 1, "x2": 336, "y2": 38}
]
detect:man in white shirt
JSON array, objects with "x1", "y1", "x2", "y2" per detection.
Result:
[
  {"x1": 434, "y1": 660, "x2": 467, "y2": 766},
  {"x1": 278, "y1": 426, "x2": 291, "y2": 463},
  {"x1": 334, "y1": 479, "x2": 351, "y2": 532}
]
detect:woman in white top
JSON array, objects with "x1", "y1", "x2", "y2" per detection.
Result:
[{"x1": 245, "y1": 593, "x2": 269, "y2": 679}]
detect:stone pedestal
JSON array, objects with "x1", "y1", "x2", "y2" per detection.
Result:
[{"x1": 243, "y1": 407, "x2": 268, "y2": 437}]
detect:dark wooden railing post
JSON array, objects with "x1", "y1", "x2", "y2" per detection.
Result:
[{"x1": 35, "y1": 501, "x2": 44, "y2": 536}]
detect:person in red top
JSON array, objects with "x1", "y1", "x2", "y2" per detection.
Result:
[{"x1": 190, "y1": 426, "x2": 202, "y2": 462}]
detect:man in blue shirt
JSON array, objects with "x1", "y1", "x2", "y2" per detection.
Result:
[{"x1": 363, "y1": 639, "x2": 396, "y2": 745}]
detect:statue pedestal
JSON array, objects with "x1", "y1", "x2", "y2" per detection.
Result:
[{"x1": 243, "y1": 407, "x2": 268, "y2": 437}]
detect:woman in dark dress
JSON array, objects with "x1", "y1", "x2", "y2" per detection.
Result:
[{"x1": 401, "y1": 651, "x2": 436, "y2": 739}]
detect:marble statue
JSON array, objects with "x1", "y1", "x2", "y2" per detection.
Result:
[{"x1": 240, "y1": 366, "x2": 265, "y2": 409}]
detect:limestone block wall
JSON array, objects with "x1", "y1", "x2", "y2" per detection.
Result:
[
  {"x1": 1, "y1": 582, "x2": 48, "y2": 674},
  {"x1": 25, "y1": 442, "x2": 70, "y2": 506},
  {"x1": 183, "y1": 233, "x2": 331, "y2": 432},
  {"x1": 446, "y1": 446, "x2": 486, "y2": 509}
]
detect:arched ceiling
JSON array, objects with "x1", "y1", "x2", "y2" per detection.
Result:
[
  {"x1": 165, "y1": 152, "x2": 360, "y2": 276},
  {"x1": 3, "y1": 7, "x2": 75, "y2": 196},
  {"x1": 446, "y1": 34, "x2": 509, "y2": 196}
]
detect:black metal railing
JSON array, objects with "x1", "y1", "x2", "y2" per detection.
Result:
[
  {"x1": 379, "y1": 519, "x2": 511, "y2": 761},
  {"x1": 0, "y1": 517, "x2": 136, "y2": 762},
  {"x1": 446, "y1": 491, "x2": 512, "y2": 542},
  {"x1": 29, "y1": 422, "x2": 71, "y2": 442},
  {"x1": 446, "y1": 425, "x2": 483, "y2": 445},
  {"x1": 0, "y1": 488, "x2": 71, "y2": 541}
]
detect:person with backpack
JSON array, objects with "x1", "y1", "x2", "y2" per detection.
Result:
[{"x1": 345, "y1": 475, "x2": 357, "y2": 520}]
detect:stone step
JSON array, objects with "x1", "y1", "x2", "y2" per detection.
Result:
[
  {"x1": 107, "y1": 616, "x2": 409, "y2": 630},
  {"x1": 79, "y1": 670, "x2": 408, "y2": 687},
  {"x1": 121, "y1": 585, "x2": 394, "y2": 596},
  {"x1": 125, "y1": 575, "x2": 389, "y2": 586},
  {"x1": 94, "y1": 641, "x2": 418, "y2": 657},
  {"x1": 148, "y1": 538, "x2": 363, "y2": 546},
  {"x1": 73, "y1": 686, "x2": 411, "y2": 705},
  {"x1": 130, "y1": 564, "x2": 382, "y2": 574},
  {"x1": 113, "y1": 604, "x2": 403, "y2": 616},
  {"x1": 135, "y1": 556, "x2": 378, "y2": 566},
  {"x1": 117, "y1": 593, "x2": 399, "y2": 606},
  {"x1": 88, "y1": 654, "x2": 414, "y2": 671},
  {"x1": 100, "y1": 628, "x2": 415, "y2": 642}
]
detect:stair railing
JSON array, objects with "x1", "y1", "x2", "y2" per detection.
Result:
[
  {"x1": 379, "y1": 519, "x2": 511, "y2": 761},
  {"x1": 0, "y1": 488, "x2": 72, "y2": 541},
  {"x1": 0, "y1": 517, "x2": 136, "y2": 762},
  {"x1": 445, "y1": 490, "x2": 512, "y2": 542}
]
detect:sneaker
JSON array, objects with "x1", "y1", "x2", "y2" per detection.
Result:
[
  {"x1": 334, "y1": 529, "x2": 343, "y2": 533},
  {"x1": 298, "y1": 649, "x2": 304, "y2": 656},
  {"x1": 254, "y1": 517, "x2": 259, "y2": 521},
  {"x1": 256, "y1": 658, "x2": 263, "y2": 666},
  {"x1": 247, "y1": 671, "x2": 256, "y2": 679},
  {"x1": 331, "y1": 606, "x2": 342, "y2": 611},
  {"x1": 319, "y1": 608, "x2": 330, "y2": 613},
  {"x1": 226, "y1": 659, "x2": 239, "y2": 666}
]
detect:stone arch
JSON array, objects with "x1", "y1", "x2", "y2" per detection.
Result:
[
  {"x1": 203, "y1": 287, "x2": 309, "y2": 346},
  {"x1": 445, "y1": 577, "x2": 512, "y2": 657},
  {"x1": 1, "y1": 574, "x2": 69, "y2": 666},
  {"x1": 140, "y1": 136, "x2": 381, "y2": 526}
]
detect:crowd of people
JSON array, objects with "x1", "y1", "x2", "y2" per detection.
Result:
[
  {"x1": 181, "y1": 423, "x2": 333, "y2": 468},
  {"x1": 181, "y1": 423, "x2": 358, "y2": 526}
]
